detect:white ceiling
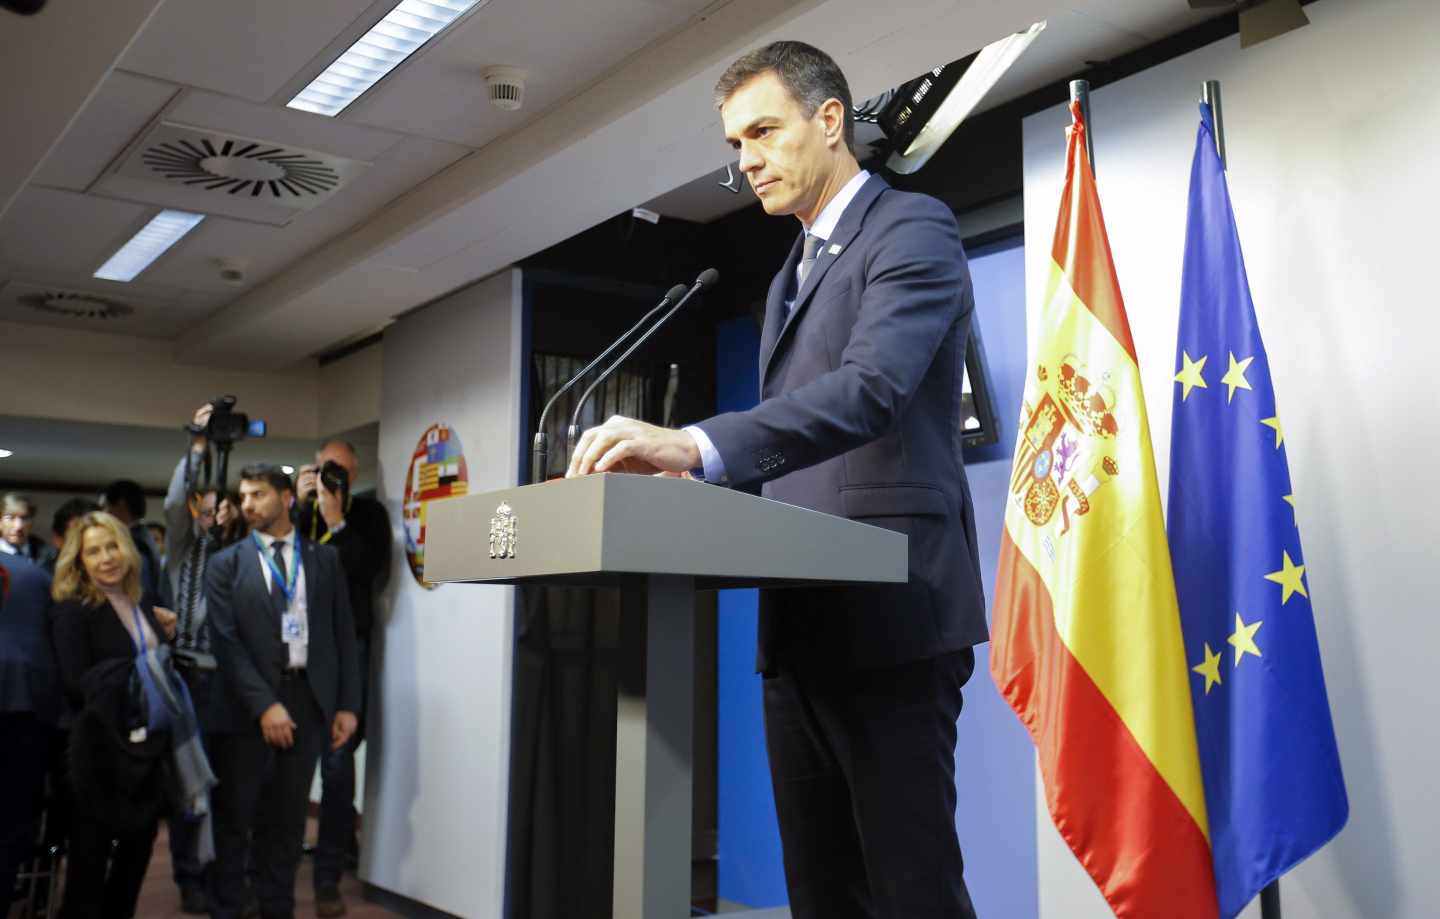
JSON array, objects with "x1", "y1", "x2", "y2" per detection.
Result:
[{"x1": 0, "y1": 0, "x2": 1231, "y2": 363}]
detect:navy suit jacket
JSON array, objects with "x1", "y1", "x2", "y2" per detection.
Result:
[
  {"x1": 204, "y1": 535, "x2": 360, "y2": 733},
  {"x1": 699, "y1": 175, "x2": 988, "y2": 672}
]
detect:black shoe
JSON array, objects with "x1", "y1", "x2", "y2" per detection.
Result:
[
  {"x1": 315, "y1": 886, "x2": 347, "y2": 918},
  {"x1": 179, "y1": 883, "x2": 211, "y2": 915}
]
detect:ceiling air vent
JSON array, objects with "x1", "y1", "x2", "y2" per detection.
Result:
[
  {"x1": 18, "y1": 290, "x2": 135, "y2": 320},
  {"x1": 114, "y1": 122, "x2": 370, "y2": 213}
]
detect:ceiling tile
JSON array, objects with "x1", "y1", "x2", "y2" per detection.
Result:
[
  {"x1": 118, "y1": 0, "x2": 378, "y2": 104},
  {"x1": 342, "y1": 0, "x2": 714, "y2": 147},
  {"x1": 138, "y1": 135, "x2": 470, "y2": 296},
  {"x1": 165, "y1": 89, "x2": 404, "y2": 162},
  {"x1": 0, "y1": 187, "x2": 154, "y2": 279},
  {"x1": 31, "y1": 72, "x2": 179, "y2": 192},
  {"x1": 0, "y1": 279, "x2": 188, "y2": 340}
]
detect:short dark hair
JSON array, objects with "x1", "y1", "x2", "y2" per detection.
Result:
[
  {"x1": 238, "y1": 463, "x2": 293, "y2": 496},
  {"x1": 1, "y1": 493, "x2": 35, "y2": 518},
  {"x1": 100, "y1": 480, "x2": 146, "y2": 520},
  {"x1": 52, "y1": 497, "x2": 99, "y2": 537},
  {"x1": 714, "y1": 40, "x2": 855, "y2": 154}
]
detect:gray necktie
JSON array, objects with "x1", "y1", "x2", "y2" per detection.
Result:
[
  {"x1": 270, "y1": 540, "x2": 288, "y2": 611},
  {"x1": 797, "y1": 232, "x2": 824, "y2": 290}
]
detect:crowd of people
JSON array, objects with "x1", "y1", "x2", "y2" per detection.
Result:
[{"x1": 0, "y1": 404, "x2": 392, "y2": 919}]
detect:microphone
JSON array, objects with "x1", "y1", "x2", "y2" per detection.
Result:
[
  {"x1": 566, "y1": 268, "x2": 719, "y2": 465},
  {"x1": 531, "y1": 282, "x2": 688, "y2": 483}
]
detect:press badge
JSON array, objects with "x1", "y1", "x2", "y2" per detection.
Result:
[{"x1": 282, "y1": 611, "x2": 309, "y2": 646}]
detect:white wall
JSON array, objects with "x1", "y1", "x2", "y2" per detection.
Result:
[
  {"x1": 362, "y1": 269, "x2": 523, "y2": 917},
  {"x1": 1022, "y1": 1, "x2": 1439, "y2": 916},
  {"x1": 0, "y1": 320, "x2": 321, "y2": 438},
  {"x1": 319, "y1": 343, "x2": 384, "y2": 438}
]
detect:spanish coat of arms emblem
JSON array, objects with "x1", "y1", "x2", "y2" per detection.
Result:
[{"x1": 489, "y1": 502, "x2": 517, "y2": 559}]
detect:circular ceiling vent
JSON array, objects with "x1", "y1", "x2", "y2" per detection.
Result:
[
  {"x1": 141, "y1": 138, "x2": 341, "y2": 199},
  {"x1": 18, "y1": 290, "x2": 135, "y2": 320}
]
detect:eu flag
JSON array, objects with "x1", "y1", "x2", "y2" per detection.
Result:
[{"x1": 1167, "y1": 102, "x2": 1348, "y2": 918}]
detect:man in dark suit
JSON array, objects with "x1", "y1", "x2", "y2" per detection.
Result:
[
  {"x1": 205, "y1": 464, "x2": 360, "y2": 919},
  {"x1": 569, "y1": 41, "x2": 985, "y2": 919}
]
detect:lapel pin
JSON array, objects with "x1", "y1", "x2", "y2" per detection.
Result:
[{"x1": 828, "y1": 243, "x2": 843, "y2": 255}]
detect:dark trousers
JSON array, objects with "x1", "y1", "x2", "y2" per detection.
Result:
[
  {"x1": 0, "y1": 712, "x2": 53, "y2": 902},
  {"x1": 167, "y1": 666, "x2": 213, "y2": 890},
  {"x1": 209, "y1": 674, "x2": 326, "y2": 919},
  {"x1": 314, "y1": 638, "x2": 367, "y2": 890},
  {"x1": 61, "y1": 808, "x2": 158, "y2": 919},
  {"x1": 763, "y1": 649, "x2": 979, "y2": 919}
]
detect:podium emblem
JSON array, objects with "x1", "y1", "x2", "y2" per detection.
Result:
[{"x1": 489, "y1": 502, "x2": 518, "y2": 559}]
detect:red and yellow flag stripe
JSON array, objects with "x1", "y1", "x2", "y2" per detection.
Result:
[{"x1": 990, "y1": 103, "x2": 1218, "y2": 918}]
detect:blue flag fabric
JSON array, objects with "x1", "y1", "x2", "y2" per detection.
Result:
[{"x1": 1167, "y1": 103, "x2": 1348, "y2": 918}]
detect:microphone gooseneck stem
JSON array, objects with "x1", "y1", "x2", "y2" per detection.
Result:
[
  {"x1": 567, "y1": 271, "x2": 718, "y2": 457},
  {"x1": 529, "y1": 282, "x2": 687, "y2": 481}
]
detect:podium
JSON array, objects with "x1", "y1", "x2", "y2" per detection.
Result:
[{"x1": 424, "y1": 474, "x2": 907, "y2": 918}]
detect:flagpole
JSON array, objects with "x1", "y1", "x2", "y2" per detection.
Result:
[
  {"x1": 1261, "y1": 879, "x2": 1282, "y2": 918},
  {"x1": 1069, "y1": 79, "x2": 1095, "y2": 174},
  {"x1": 1202, "y1": 79, "x2": 1227, "y2": 169}
]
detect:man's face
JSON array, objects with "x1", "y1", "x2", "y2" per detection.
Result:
[
  {"x1": 721, "y1": 71, "x2": 835, "y2": 219},
  {"x1": 195, "y1": 491, "x2": 218, "y2": 534},
  {"x1": 316, "y1": 443, "x2": 359, "y2": 487},
  {"x1": 239, "y1": 479, "x2": 289, "y2": 533},
  {"x1": 1, "y1": 504, "x2": 32, "y2": 547}
]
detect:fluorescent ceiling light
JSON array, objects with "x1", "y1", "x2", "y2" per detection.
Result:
[
  {"x1": 288, "y1": 0, "x2": 490, "y2": 117},
  {"x1": 93, "y1": 209, "x2": 205, "y2": 282},
  {"x1": 0, "y1": 449, "x2": 12, "y2": 459}
]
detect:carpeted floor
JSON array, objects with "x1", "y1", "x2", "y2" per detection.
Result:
[{"x1": 6, "y1": 818, "x2": 404, "y2": 919}]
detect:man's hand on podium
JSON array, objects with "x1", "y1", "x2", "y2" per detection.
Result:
[{"x1": 567, "y1": 415, "x2": 701, "y2": 478}]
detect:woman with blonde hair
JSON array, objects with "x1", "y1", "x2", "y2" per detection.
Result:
[{"x1": 50, "y1": 511, "x2": 181, "y2": 919}]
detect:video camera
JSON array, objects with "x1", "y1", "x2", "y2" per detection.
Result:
[
  {"x1": 182, "y1": 395, "x2": 267, "y2": 508},
  {"x1": 197, "y1": 394, "x2": 267, "y2": 446}
]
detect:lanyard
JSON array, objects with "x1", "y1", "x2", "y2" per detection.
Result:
[
  {"x1": 128, "y1": 606, "x2": 149, "y2": 655},
  {"x1": 254, "y1": 532, "x2": 301, "y2": 605}
]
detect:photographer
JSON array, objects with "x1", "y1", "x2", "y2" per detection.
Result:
[
  {"x1": 160, "y1": 403, "x2": 246, "y2": 914},
  {"x1": 295, "y1": 440, "x2": 390, "y2": 917}
]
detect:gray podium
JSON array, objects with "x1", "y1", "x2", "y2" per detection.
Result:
[{"x1": 424, "y1": 473, "x2": 907, "y2": 919}]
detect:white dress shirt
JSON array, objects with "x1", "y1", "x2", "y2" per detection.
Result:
[
  {"x1": 254, "y1": 529, "x2": 308, "y2": 669},
  {"x1": 686, "y1": 169, "x2": 872, "y2": 485}
]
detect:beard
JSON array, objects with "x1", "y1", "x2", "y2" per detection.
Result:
[{"x1": 245, "y1": 506, "x2": 283, "y2": 533}]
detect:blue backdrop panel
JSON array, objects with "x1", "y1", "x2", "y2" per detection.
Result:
[
  {"x1": 713, "y1": 239, "x2": 1037, "y2": 915},
  {"x1": 713, "y1": 316, "x2": 788, "y2": 907},
  {"x1": 954, "y1": 239, "x2": 1038, "y2": 919}
]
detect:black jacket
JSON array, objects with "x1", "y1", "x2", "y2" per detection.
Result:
[
  {"x1": 204, "y1": 534, "x2": 360, "y2": 734},
  {"x1": 52, "y1": 598, "x2": 171, "y2": 834},
  {"x1": 298, "y1": 495, "x2": 391, "y2": 638}
]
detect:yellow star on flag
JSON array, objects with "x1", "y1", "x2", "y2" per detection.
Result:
[
  {"x1": 1228, "y1": 612, "x2": 1263, "y2": 666},
  {"x1": 1220, "y1": 352, "x2": 1255, "y2": 403},
  {"x1": 1261, "y1": 416, "x2": 1284, "y2": 448},
  {"x1": 1264, "y1": 550, "x2": 1308, "y2": 604},
  {"x1": 1174, "y1": 351, "x2": 1209, "y2": 401},
  {"x1": 1283, "y1": 494, "x2": 1297, "y2": 525},
  {"x1": 1192, "y1": 642, "x2": 1224, "y2": 694}
]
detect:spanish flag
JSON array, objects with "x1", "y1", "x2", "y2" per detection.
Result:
[{"x1": 989, "y1": 102, "x2": 1219, "y2": 918}]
